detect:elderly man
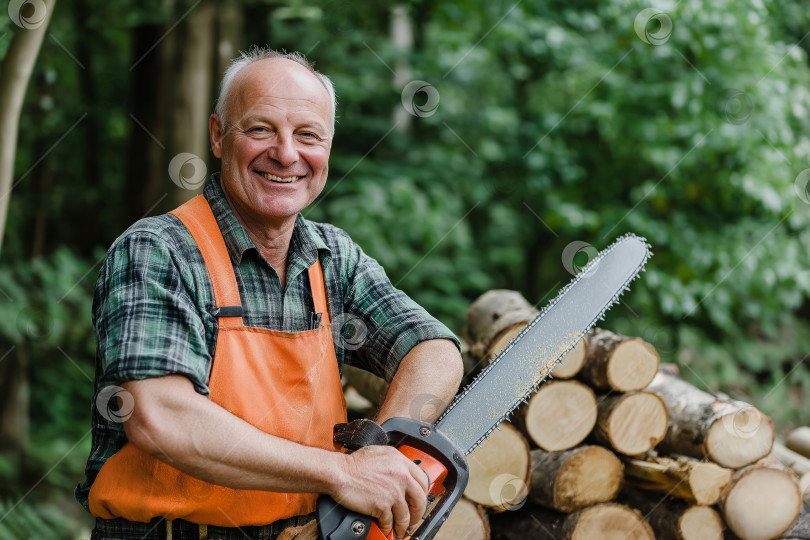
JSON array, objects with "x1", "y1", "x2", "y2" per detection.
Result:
[{"x1": 76, "y1": 49, "x2": 463, "y2": 540}]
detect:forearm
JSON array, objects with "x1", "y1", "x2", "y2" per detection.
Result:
[
  {"x1": 376, "y1": 339, "x2": 463, "y2": 424},
  {"x1": 122, "y1": 375, "x2": 341, "y2": 494}
]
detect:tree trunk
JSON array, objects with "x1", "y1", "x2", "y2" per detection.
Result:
[
  {"x1": 514, "y1": 380, "x2": 596, "y2": 452},
  {"x1": 618, "y1": 487, "x2": 724, "y2": 540},
  {"x1": 592, "y1": 391, "x2": 668, "y2": 456},
  {"x1": 391, "y1": 4, "x2": 414, "y2": 134},
  {"x1": 0, "y1": 346, "x2": 28, "y2": 462},
  {"x1": 464, "y1": 422, "x2": 530, "y2": 512},
  {"x1": 170, "y1": 0, "x2": 216, "y2": 207},
  {"x1": 528, "y1": 446, "x2": 623, "y2": 513},
  {"x1": 621, "y1": 453, "x2": 733, "y2": 506},
  {"x1": 722, "y1": 458, "x2": 802, "y2": 540},
  {"x1": 0, "y1": 0, "x2": 57, "y2": 255},
  {"x1": 579, "y1": 327, "x2": 659, "y2": 392},
  {"x1": 647, "y1": 370, "x2": 774, "y2": 468}
]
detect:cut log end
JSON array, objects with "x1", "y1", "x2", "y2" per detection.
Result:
[
  {"x1": 679, "y1": 506, "x2": 724, "y2": 540},
  {"x1": 602, "y1": 392, "x2": 668, "y2": 455},
  {"x1": 433, "y1": 498, "x2": 490, "y2": 540},
  {"x1": 705, "y1": 408, "x2": 775, "y2": 469},
  {"x1": 551, "y1": 339, "x2": 587, "y2": 379},
  {"x1": 723, "y1": 461, "x2": 802, "y2": 540},
  {"x1": 688, "y1": 461, "x2": 734, "y2": 506},
  {"x1": 553, "y1": 446, "x2": 623, "y2": 513},
  {"x1": 565, "y1": 503, "x2": 655, "y2": 540},
  {"x1": 465, "y1": 423, "x2": 530, "y2": 512},
  {"x1": 525, "y1": 380, "x2": 597, "y2": 452},
  {"x1": 606, "y1": 339, "x2": 659, "y2": 392}
]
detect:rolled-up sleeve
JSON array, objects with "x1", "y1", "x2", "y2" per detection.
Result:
[
  {"x1": 93, "y1": 230, "x2": 212, "y2": 395},
  {"x1": 338, "y1": 237, "x2": 460, "y2": 382}
]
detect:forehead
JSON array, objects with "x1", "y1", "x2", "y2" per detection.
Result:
[{"x1": 227, "y1": 58, "x2": 331, "y2": 126}]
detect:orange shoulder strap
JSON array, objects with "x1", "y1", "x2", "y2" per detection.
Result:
[
  {"x1": 169, "y1": 196, "x2": 242, "y2": 320},
  {"x1": 307, "y1": 259, "x2": 330, "y2": 326}
]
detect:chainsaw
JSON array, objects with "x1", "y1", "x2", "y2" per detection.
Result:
[{"x1": 317, "y1": 233, "x2": 652, "y2": 540}]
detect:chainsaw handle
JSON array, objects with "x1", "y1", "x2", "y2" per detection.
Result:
[{"x1": 317, "y1": 418, "x2": 468, "y2": 540}]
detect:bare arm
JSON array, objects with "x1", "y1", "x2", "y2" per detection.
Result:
[
  {"x1": 376, "y1": 339, "x2": 464, "y2": 424},
  {"x1": 121, "y1": 375, "x2": 428, "y2": 537}
]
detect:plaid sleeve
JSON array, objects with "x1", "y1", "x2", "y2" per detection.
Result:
[
  {"x1": 335, "y1": 235, "x2": 460, "y2": 382},
  {"x1": 93, "y1": 229, "x2": 212, "y2": 395}
]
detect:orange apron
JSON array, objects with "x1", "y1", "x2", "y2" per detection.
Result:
[{"x1": 88, "y1": 195, "x2": 347, "y2": 526}]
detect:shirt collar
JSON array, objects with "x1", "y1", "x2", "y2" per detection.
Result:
[{"x1": 202, "y1": 173, "x2": 331, "y2": 268}]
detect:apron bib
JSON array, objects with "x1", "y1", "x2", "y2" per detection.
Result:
[{"x1": 89, "y1": 195, "x2": 347, "y2": 526}]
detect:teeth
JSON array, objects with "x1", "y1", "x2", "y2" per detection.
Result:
[{"x1": 259, "y1": 172, "x2": 300, "y2": 183}]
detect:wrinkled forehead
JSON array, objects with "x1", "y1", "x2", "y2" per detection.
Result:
[{"x1": 227, "y1": 58, "x2": 332, "y2": 128}]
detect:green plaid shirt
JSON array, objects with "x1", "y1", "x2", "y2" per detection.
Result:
[{"x1": 76, "y1": 174, "x2": 459, "y2": 510}]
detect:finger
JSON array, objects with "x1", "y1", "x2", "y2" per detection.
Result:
[
  {"x1": 377, "y1": 508, "x2": 394, "y2": 537},
  {"x1": 392, "y1": 495, "x2": 412, "y2": 539},
  {"x1": 404, "y1": 476, "x2": 427, "y2": 526}
]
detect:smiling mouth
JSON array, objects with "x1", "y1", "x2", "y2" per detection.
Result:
[{"x1": 258, "y1": 171, "x2": 302, "y2": 183}]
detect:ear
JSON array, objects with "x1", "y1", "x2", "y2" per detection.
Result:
[{"x1": 209, "y1": 114, "x2": 224, "y2": 159}]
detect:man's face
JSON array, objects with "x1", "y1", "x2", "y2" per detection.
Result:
[{"x1": 210, "y1": 58, "x2": 332, "y2": 229}]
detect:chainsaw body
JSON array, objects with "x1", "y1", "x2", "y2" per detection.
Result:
[{"x1": 316, "y1": 417, "x2": 468, "y2": 540}]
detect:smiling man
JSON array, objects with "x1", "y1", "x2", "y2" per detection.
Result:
[{"x1": 76, "y1": 49, "x2": 463, "y2": 540}]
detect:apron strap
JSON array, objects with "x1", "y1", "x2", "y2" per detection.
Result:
[
  {"x1": 307, "y1": 259, "x2": 330, "y2": 327},
  {"x1": 170, "y1": 196, "x2": 242, "y2": 327}
]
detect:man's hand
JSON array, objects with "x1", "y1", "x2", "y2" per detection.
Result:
[{"x1": 330, "y1": 446, "x2": 429, "y2": 539}]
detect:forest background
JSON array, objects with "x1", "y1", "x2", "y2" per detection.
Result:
[{"x1": 0, "y1": 0, "x2": 809, "y2": 536}]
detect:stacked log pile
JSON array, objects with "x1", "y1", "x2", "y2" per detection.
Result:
[{"x1": 341, "y1": 290, "x2": 808, "y2": 540}]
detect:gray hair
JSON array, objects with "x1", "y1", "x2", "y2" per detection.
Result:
[{"x1": 214, "y1": 47, "x2": 336, "y2": 133}]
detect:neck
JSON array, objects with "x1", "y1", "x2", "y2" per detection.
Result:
[{"x1": 221, "y1": 190, "x2": 296, "y2": 288}]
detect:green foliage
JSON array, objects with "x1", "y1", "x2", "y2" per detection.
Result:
[{"x1": 2, "y1": 1, "x2": 810, "y2": 535}]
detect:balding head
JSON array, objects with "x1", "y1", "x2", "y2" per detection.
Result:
[{"x1": 215, "y1": 48, "x2": 336, "y2": 133}]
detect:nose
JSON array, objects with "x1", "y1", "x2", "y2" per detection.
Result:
[{"x1": 267, "y1": 132, "x2": 298, "y2": 167}]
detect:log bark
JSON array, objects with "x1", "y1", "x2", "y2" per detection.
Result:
[
  {"x1": 722, "y1": 458, "x2": 802, "y2": 540},
  {"x1": 463, "y1": 290, "x2": 586, "y2": 377},
  {"x1": 621, "y1": 453, "x2": 733, "y2": 506},
  {"x1": 433, "y1": 497, "x2": 490, "y2": 540},
  {"x1": 515, "y1": 380, "x2": 596, "y2": 452},
  {"x1": 786, "y1": 427, "x2": 810, "y2": 460},
  {"x1": 779, "y1": 508, "x2": 810, "y2": 540},
  {"x1": 647, "y1": 370, "x2": 774, "y2": 468},
  {"x1": 490, "y1": 503, "x2": 654, "y2": 540},
  {"x1": 772, "y1": 442, "x2": 810, "y2": 476},
  {"x1": 528, "y1": 446, "x2": 623, "y2": 513},
  {"x1": 464, "y1": 422, "x2": 530, "y2": 512},
  {"x1": 592, "y1": 392, "x2": 668, "y2": 456},
  {"x1": 618, "y1": 487, "x2": 724, "y2": 540},
  {"x1": 579, "y1": 328, "x2": 659, "y2": 392}
]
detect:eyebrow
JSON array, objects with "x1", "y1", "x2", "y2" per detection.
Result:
[{"x1": 240, "y1": 114, "x2": 328, "y2": 133}]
